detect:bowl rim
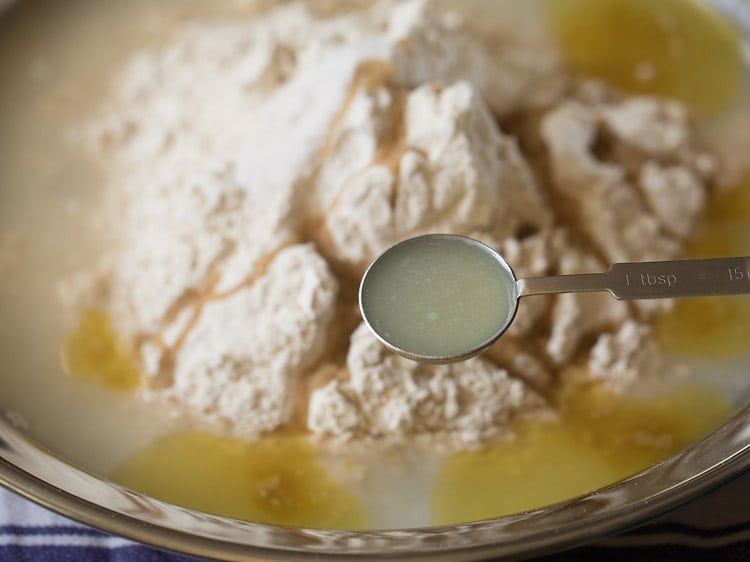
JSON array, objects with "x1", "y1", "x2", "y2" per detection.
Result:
[{"x1": 3, "y1": 404, "x2": 750, "y2": 561}]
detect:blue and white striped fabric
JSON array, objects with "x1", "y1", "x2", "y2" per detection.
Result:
[
  {"x1": 0, "y1": 487, "x2": 201, "y2": 562},
  {"x1": 3, "y1": 473, "x2": 750, "y2": 562}
]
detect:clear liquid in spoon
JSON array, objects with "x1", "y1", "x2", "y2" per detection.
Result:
[{"x1": 359, "y1": 235, "x2": 517, "y2": 363}]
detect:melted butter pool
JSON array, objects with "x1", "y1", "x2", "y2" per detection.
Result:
[
  {"x1": 657, "y1": 177, "x2": 750, "y2": 358},
  {"x1": 111, "y1": 431, "x2": 368, "y2": 529},
  {"x1": 431, "y1": 381, "x2": 732, "y2": 524},
  {"x1": 545, "y1": 0, "x2": 744, "y2": 114},
  {"x1": 60, "y1": 308, "x2": 142, "y2": 390}
]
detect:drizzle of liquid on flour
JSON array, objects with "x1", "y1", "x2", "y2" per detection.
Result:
[
  {"x1": 431, "y1": 382, "x2": 731, "y2": 525},
  {"x1": 60, "y1": 308, "x2": 142, "y2": 390},
  {"x1": 111, "y1": 431, "x2": 368, "y2": 529},
  {"x1": 545, "y1": 0, "x2": 743, "y2": 114},
  {"x1": 657, "y1": 177, "x2": 750, "y2": 358}
]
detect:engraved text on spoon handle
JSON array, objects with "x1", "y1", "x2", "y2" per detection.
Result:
[{"x1": 607, "y1": 256, "x2": 750, "y2": 300}]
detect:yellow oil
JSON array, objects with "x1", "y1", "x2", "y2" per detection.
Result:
[
  {"x1": 431, "y1": 382, "x2": 732, "y2": 525},
  {"x1": 110, "y1": 431, "x2": 368, "y2": 529},
  {"x1": 544, "y1": 0, "x2": 743, "y2": 114},
  {"x1": 657, "y1": 177, "x2": 750, "y2": 358},
  {"x1": 62, "y1": 310, "x2": 369, "y2": 528},
  {"x1": 59, "y1": 308, "x2": 142, "y2": 391}
]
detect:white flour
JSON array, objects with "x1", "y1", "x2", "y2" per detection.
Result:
[
  {"x1": 308, "y1": 323, "x2": 549, "y2": 444},
  {"x1": 81, "y1": 0, "x2": 719, "y2": 445}
]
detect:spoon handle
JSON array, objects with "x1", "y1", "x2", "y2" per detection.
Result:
[{"x1": 517, "y1": 256, "x2": 750, "y2": 300}]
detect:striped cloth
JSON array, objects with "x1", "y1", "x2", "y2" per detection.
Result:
[
  {"x1": 0, "y1": 486, "x2": 198, "y2": 562},
  {"x1": 3, "y1": 471, "x2": 750, "y2": 562}
]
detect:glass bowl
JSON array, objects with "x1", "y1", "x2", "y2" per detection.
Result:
[{"x1": 1, "y1": 0, "x2": 749, "y2": 560}]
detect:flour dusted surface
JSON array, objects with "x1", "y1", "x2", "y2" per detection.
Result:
[{"x1": 81, "y1": 0, "x2": 719, "y2": 445}]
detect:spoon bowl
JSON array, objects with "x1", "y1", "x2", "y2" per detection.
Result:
[{"x1": 359, "y1": 234, "x2": 520, "y2": 363}]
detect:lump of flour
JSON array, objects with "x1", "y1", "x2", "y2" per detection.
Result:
[
  {"x1": 539, "y1": 84, "x2": 715, "y2": 319},
  {"x1": 310, "y1": 78, "x2": 551, "y2": 274},
  {"x1": 587, "y1": 320, "x2": 680, "y2": 394},
  {"x1": 308, "y1": 324, "x2": 549, "y2": 445},
  {"x1": 540, "y1": 88, "x2": 713, "y2": 266},
  {"x1": 545, "y1": 238, "x2": 629, "y2": 366},
  {"x1": 163, "y1": 244, "x2": 338, "y2": 437},
  {"x1": 388, "y1": 0, "x2": 567, "y2": 116},
  {"x1": 78, "y1": 0, "x2": 719, "y2": 444}
]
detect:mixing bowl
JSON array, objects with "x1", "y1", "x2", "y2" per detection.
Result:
[{"x1": 1, "y1": 0, "x2": 750, "y2": 560}]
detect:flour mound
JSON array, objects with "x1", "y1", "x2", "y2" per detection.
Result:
[
  {"x1": 82, "y1": 0, "x2": 719, "y2": 444},
  {"x1": 308, "y1": 324, "x2": 549, "y2": 445},
  {"x1": 166, "y1": 244, "x2": 338, "y2": 437}
]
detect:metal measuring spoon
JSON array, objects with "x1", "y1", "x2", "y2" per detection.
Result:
[{"x1": 359, "y1": 234, "x2": 750, "y2": 364}]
